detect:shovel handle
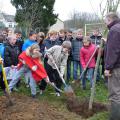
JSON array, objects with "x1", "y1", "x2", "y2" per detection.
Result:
[
  {"x1": 48, "y1": 82, "x2": 64, "y2": 93},
  {"x1": 79, "y1": 47, "x2": 98, "y2": 80},
  {"x1": 1, "y1": 60, "x2": 10, "y2": 94},
  {"x1": 47, "y1": 54, "x2": 67, "y2": 86},
  {"x1": 52, "y1": 62, "x2": 67, "y2": 87}
]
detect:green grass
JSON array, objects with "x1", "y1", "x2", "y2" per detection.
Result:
[
  {"x1": 0, "y1": 79, "x2": 109, "y2": 120},
  {"x1": 88, "y1": 112, "x2": 109, "y2": 120}
]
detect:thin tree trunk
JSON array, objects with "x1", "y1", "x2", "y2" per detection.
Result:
[{"x1": 89, "y1": 39, "x2": 104, "y2": 110}]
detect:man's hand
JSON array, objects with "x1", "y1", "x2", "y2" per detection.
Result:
[
  {"x1": 101, "y1": 38, "x2": 107, "y2": 42},
  {"x1": 104, "y1": 70, "x2": 111, "y2": 77}
]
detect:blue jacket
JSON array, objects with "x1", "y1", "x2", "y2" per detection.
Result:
[
  {"x1": 0, "y1": 43, "x2": 4, "y2": 72},
  {"x1": 0, "y1": 43, "x2": 5, "y2": 59},
  {"x1": 43, "y1": 39, "x2": 60, "y2": 50},
  {"x1": 22, "y1": 39, "x2": 37, "y2": 51}
]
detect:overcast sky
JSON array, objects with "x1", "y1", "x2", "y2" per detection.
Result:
[{"x1": 0, "y1": 0, "x2": 117, "y2": 21}]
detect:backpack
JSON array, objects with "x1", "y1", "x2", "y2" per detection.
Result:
[{"x1": 0, "y1": 43, "x2": 5, "y2": 59}]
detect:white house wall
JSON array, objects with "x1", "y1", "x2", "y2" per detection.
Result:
[{"x1": 49, "y1": 19, "x2": 64, "y2": 32}]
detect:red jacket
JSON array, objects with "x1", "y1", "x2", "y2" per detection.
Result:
[
  {"x1": 80, "y1": 44, "x2": 97, "y2": 69},
  {"x1": 18, "y1": 51, "x2": 47, "y2": 82}
]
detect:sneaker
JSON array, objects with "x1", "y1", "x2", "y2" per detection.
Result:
[
  {"x1": 82, "y1": 86, "x2": 86, "y2": 90},
  {"x1": 40, "y1": 90, "x2": 43, "y2": 95},
  {"x1": 31, "y1": 94, "x2": 36, "y2": 98},
  {"x1": 56, "y1": 92, "x2": 60, "y2": 97},
  {"x1": 13, "y1": 87, "x2": 19, "y2": 92},
  {"x1": 72, "y1": 81, "x2": 75, "y2": 84},
  {"x1": 26, "y1": 84, "x2": 29, "y2": 88}
]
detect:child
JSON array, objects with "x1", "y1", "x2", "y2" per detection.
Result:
[
  {"x1": 66, "y1": 30, "x2": 73, "y2": 83},
  {"x1": 45, "y1": 41, "x2": 71, "y2": 96},
  {"x1": 57, "y1": 29, "x2": 66, "y2": 45},
  {"x1": 0, "y1": 58, "x2": 5, "y2": 93},
  {"x1": 4, "y1": 35, "x2": 20, "y2": 67},
  {"x1": 22, "y1": 31, "x2": 37, "y2": 86},
  {"x1": 0, "y1": 35, "x2": 6, "y2": 93},
  {"x1": 72, "y1": 29, "x2": 83, "y2": 84},
  {"x1": 39, "y1": 31, "x2": 59, "y2": 94},
  {"x1": 15, "y1": 30, "x2": 24, "y2": 53},
  {"x1": 9, "y1": 44, "x2": 49, "y2": 98},
  {"x1": 80, "y1": 37, "x2": 97, "y2": 90},
  {"x1": 36, "y1": 32, "x2": 45, "y2": 57},
  {"x1": 22, "y1": 31, "x2": 37, "y2": 51}
]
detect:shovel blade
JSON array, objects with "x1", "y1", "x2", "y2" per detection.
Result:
[{"x1": 64, "y1": 85, "x2": 75, "y2": 98}]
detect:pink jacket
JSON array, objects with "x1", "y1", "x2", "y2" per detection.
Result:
[{"x1": 80, "y1": 44, "x2": 97, "y2": 69}]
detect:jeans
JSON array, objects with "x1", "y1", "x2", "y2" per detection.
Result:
[
  {"x1": 73, "y1": 61, "x2": 82, "y2": 80},
  {"x1": 82, "y1": 68, "x2": 94, "y2": 88},
  {"x1": 96, "y1": 67, "x2": 101, "y2": 82},
  {"x1": 24, "y1": 71, "x2": 30, "y2": 84},
  {"x1": 9, "y1": 66, "x2": 37, "y2": 95},
  {"x1": 66, "y1": 59, "x2": 72, "y2": 81}
]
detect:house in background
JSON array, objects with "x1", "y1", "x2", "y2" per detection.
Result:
[
  {"x1": 49, "y1": 18, "x2": 64, "y2": 32},
  {"x1": 0, "y1": 12, "x2": 17, "y2": 29}
]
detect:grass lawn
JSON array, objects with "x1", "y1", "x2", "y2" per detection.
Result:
[{"x1": 0, "y1": 79, "x2": 109, "y2": 120}]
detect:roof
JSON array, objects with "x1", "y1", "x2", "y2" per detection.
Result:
[
  {"x1": 57, "y1": 18, "x2": 64, "y2": 23},
  {"x1": 2, "y1": 13, "x2": 15, "y2": 22}
]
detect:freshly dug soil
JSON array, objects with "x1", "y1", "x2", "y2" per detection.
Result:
[
  {"x1": 66, "y1": 96, "x2": 108, "y2": 118},
  {"x1": 0, "y1": 94, "x2": 82, "y2": 120}
]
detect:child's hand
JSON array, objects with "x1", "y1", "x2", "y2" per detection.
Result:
[
  {"x1": 32, "y1": 65, "x2": 37, "y2": 71},
  {"x1": 11, "y1": 65, "x2": 15, "y2": 69},
  {"x1": 48, "y1": 55, "x2": 54, "y2": 63},
  {"x1": 45, "y1": 76, "x2": 50, "y2": 83},
  {"x1": 0, "y1": 58, "x2": 3, "y2": 64},
  {"x1": 60, "y1": 73, "x2": 63, "y2": 78},
  {"x1": 11, "y1": 65, "x2": 17, "y2": 69}
]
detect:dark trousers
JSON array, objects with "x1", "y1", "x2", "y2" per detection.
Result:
[
  {"x1": 40, "y1": 58, "x2": 62, "y2": 93},
  {"x1": 0, "y1": 72, "x2": 5, "y2": 90},
  {"x1": 109, "y1": 102, "x2": 120, "y2": 120},
  {"x1": 39, "y1": 58, "x2": 48, "y2": 91},
  {"x1": 66, "y1": 59, "x2": 72, "y2": 81}
]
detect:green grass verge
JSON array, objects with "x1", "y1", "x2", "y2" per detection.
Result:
[{"x1": 0, "y1": 79, "x2": 109, "y2": 120}]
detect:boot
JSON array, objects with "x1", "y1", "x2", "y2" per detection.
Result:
[{"x1": 109, "y1": 102, "x2": 120, "y2": 120}]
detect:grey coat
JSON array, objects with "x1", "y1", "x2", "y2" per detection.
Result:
[{"x1": 46, "y1": 45, "x2": 68, "y2": 76}]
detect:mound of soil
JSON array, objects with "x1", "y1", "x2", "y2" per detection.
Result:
[
  {"x1": 66, "y1": 97, "x2": 108, "y2": 118},
  {"x1": 0, "y1": 94, "x2": 82, "y2": 120}
]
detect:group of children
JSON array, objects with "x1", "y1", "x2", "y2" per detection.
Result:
[{"x1": 0, "y1": 28, "x2": 103, "y2": 98}]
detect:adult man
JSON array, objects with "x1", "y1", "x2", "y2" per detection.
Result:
[{"x1": 104, "y1": 12, "x2": 120, "y2": 120}]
